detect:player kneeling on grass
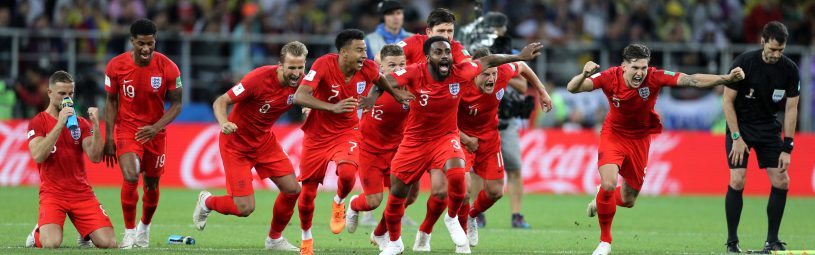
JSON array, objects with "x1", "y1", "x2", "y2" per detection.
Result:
[
  {"x1": 25, "y1": 71, "x2": 117, "y2": 249},
  {"x1": 567, "y1": 43, "x2": 745, "y2": 255},
  {"x1": 191, "y1": 41, "x2": 310, "y2": 251}
]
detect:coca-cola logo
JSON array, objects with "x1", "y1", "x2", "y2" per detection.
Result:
[
  {"x1": 0, "y1": 122, "x2": 40, "y2": 186},
  {"x1": 518, "y1": 130, "x2": 680, "y2": 195}
]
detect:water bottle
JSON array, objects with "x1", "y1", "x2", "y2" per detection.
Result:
[
  {"x1": 61, "y1": 97, "x2": 78, "y2": 130},
  {"x1": 167, "y1": 235, "x2": 195, "y2": 245}
]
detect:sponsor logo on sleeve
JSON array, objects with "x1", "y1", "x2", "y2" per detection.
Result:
[
  {"x1": 664, "y1": 71, "x2": 677, "y2": 76},
  {"x1": 462, "y1": 49, "x2": 471, "y2": 56},
  {"x1": 176, "y1": 76, "x2": 183, "y2": 88},
  {"x1": 232, "y1": 83, "x2": 245, "y2": 96},
  {"x1": 27, "y1": 130, "x2": 35, "y2": 139},
  {"x1": 397, "y1": 41, "x2": 407, "y2": 47},
  {"x1": 590, "y1": 73, "x2": 601, "y2": 79},
  {"x1": 304, "y1": 70, "x2": 317, "y2": 81},
  {"x1": 104, "y1": 75, "x2": 111, "y2": 87}
]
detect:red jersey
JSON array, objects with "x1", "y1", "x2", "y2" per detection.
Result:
[
  {"x1": 104, "y1": 52, "x2": 181, "y2": 132},
  {"x1": 398, "y1": 34, "x2": 471, "y2": 65},
  {"x1": 300, "y1": 53, "x2": 381, "y2": 141},
  {"x1": 588, "y1": 66, "x2": 680, "y2": 139},
  {"x1": 359, "y1": 92, "x2": 410, "y2": 153},
  {"x1": 457, "y1": 63, "x2": 520, "y2": 150},
  {"x1": 224, "y1": 65, "x2": 297, "y2": 152},
  {"x1": 392, "y1": 61, "x2": 483, "y2": 143},
  {"x1": 27, "y1": 112, "x2": 95, "y2": 201}
]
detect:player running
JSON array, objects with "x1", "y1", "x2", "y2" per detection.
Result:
[
  {"x1": 191, "y1": 41, "x2": 309, "y2": 251},
  {"x1": 344, "y1": 44, "x2": 420, "y2": 251},
  {"x1": 293, "y1": 29, "x2": 412, "y2": 255},
  {"x1": 378, "y1": 37, "x2": 544, "y2": 255},
  {"x1": 25, "y1": 71, "x2": 116, "y2": 249},
  {"x1": 103, "y1": 18, "x2": 183, "y2": 249},
  {"x1": 567, "y1": 43, "x2": 745, "y2": 255}
]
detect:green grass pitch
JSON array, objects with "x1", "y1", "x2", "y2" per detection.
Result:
[{"x1": 1, "y1": 186, "x2": 812, "y2": 254}]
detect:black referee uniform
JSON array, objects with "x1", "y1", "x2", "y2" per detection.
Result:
[{"x1": 724, "y1": 48, "x2": 799, "y2": 252}]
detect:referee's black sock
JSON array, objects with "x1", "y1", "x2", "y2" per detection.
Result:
[
  {"x1": 725, "y1": 185, "x2": 743, "y2": 243},
  {"x1": 766, "y1": 186, "x2": 788, "y2": 243}
]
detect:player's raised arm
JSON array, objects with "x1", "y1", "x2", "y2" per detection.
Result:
[
  {"x1": 515, "y1": 61, "x2": 553, "y2": 112},
  {"x1": 29, "y1": 108, "x2": 73, "y2": 163},
  {"x1": 83, "y1": 107, "x2": 104, "y2": 163},
  {"x1": 566, "y1": 61, "x2": 600, "y2": 93},
  {"x1": 374, "y1": 74, "x2": 414, "y2": 105},
  {"x1": 103, "y1": 92, "x2": 118, "y2": 167},
  {"x1": 477, "y1": 42, "x2": 543, "y2": 71},
  {"x1": 676, "y1": 67, "x2": 745, "y2": 88}
]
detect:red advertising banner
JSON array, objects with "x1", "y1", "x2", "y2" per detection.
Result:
[{"x1": 2, "y1": 121, "x2": 813, "y2": 196}]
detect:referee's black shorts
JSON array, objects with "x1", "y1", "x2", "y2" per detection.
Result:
[{"x1": 725, "y1": 122, "x2": 783, "y2": 169}]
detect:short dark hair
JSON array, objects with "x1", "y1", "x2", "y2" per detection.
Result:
[
  {"x1": 130, "y1": 19, "x2": 156, "y2": 38},
  {"x1": 622, "y1": 43, "x2": 651, "y2": 62},
  {"x1": 280, "y1": 41, "x2": 308, "y2": 63},
  {"x1": 761, "y1": 21, "x2": 788, "y2": 44},
  {"x1": 380, "y1": 44, "x2": 404, "y2": 59},
  {"x1": 335, "y1": 29, "x2": 366, "y2": 52},
  {"x1": 423, "y1": 36, "x2": 450, "y2": 56},
  {"x1": 472, "y1": 47, "x2": 491, "y2": 59},
  {"x1": 427, "y1": 8, "x2": 456, "y2": 28},
  {"x1": 49, "y1": 70, "x2": 73, "y2": 86}
]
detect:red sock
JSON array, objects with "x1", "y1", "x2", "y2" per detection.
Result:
[
  {"x1": 373, "y1": 211, "x2": 388, "y2": 236},
  {"x1": 469, "y1": 190, "x2": 498, "y2": 218},
  {"x1": 446, "y1": 167, "x2": 466, "y2": 217},
  {"x1": 597, "y1": 188, "x2": 617, "y2": 243},
  {"x1": 384, "y1": 193, "x2": 406, "y2": 241},
  {"x1": 269, "y1": 192, "x2": 299, "y2": 239},
  {"x1": 458, "y1": 202, "x2": 470, "y2": 233},
  {"x1": 336, "y1": 163, "x2": 357, "y2": 200},
  {"x1": 141, "y1": 187, "x2": 159, "y2": 225},
  {"x1": 419, "y1": 195, "x2": 446, "y2": 233},
  {"x1": 34, "y1": 228, "x2": 41, "y2": 248},
  {"x1": 351, "y1": 194, "x2": 375, "y2": 211},
  {"x1": 298, "y1": 182, "x2": 319, "y2": 231},
  {"x1": 205, "y1": 195, "x2": 241, "y2": 216},
  {"x1": 121, "y1": 181, "x2": 139, "y2": 229}
]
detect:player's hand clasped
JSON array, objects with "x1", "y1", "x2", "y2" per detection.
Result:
[
  {"x1": 582, "y1": 61, "x2": 601, "y2": 79},
  {"x1": 87, "y1": 107, "x2": 99, "y2": 123},
  {"x1": 56, "y1": 107, "x2": 75, "y2": 126},
  {"x1": 729, "y1": 138, "x2": 749, "y2": 166},
  {"x1": 539, "y1": 92, "x2": 553, "y2": 113},
  {"x1": 135, "y1": 125, "x2": 160, "y2": 144},
  {"x1": 727, "y1": 67, "x2": 746, "y2": 82},
  {"x1": 330, "y1": 97, "x2": 359, "y2": 114},
  {"x1": 220, "y1": 122, "x2": 238, "y2": 135}
]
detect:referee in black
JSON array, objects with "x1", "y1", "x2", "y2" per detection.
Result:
[{"x1": 723, "y1": 21, "x2": 800, "y2": 253}]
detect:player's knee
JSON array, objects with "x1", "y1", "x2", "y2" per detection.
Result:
[
  {"x1": 94, "y1": 237, "x2": 117, "y2": 249},
  {"x1": 236, "y1": 204, "x2": 255, "y2": 217},
  {"x1": 368, "y1": 194, "x2": 384, "y2": 208},
  {"x1": 729, "y1": 178, "x2": 745, "y2": 190},
  {"x1": 406, "y1": 194, "x2": 418, "y2": 206},
  {"x1": 486, "y1": 189, "x2": 503, "y2": 201},
  {"x1": 123, "y1": 174, "x2": 139, "y2": 183},
  {"x1": 621, "y1": 199, "x2": 636, "y2": 208},
  {"x1": 281, "y1": 185, "x2": 301, "y2": 195},
  {"x1": 39, "y1": 237, "x2": 61, "y2": 249},
  {"x1": 431, "y1": 190, "x2": 448, "y2": 200},
  {"x1": 771, "y1": 175, "x2": 790, "y2": 189}
]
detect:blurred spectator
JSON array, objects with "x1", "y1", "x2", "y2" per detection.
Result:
[
  {"x1": 0, "y1": 79, "x2": 14, "y2": 119},
  {"x1": 743, "y1": 0, "x2": 781, "y2": 43},
  {"x1": 13, "y1": 68, "x2": 49, "y2": 118},
  {"x1": 365, "y1": 0, "x2": 413, "y2": 60}
]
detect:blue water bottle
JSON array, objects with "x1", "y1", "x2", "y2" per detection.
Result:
[
  {"x1": 61, "y1": 97, "x2": 78, "y2": 130},
  {"x1": 167, "y1": 235, "x2": 195, "y2": 245}
]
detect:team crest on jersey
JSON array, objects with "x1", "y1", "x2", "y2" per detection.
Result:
[
  {"x1": 151, "y1": 76, "x2": 162, "y2": 89},
  {"x1": 449, "y1": 83, "x2": 460, "y2": 96},
  {"x1": 638, "y1": 87, "x2": 650, "y2": 100},
  {"x1": 356, "y1": 81, "x2": 366, "y2": 94},
  {"x1": 496, "y1": 88, "x2": 505, "y2": 100},
  {"x1": 70, "y1": 127, "x2": 81, "y2": 141},
  {"x1": 287, "y1": 94, "x2": 295, "y2": 105}
]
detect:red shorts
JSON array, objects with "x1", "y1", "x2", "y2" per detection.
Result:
[
  {"x1": 597, "y1": 132, "x2": 651, "y2": 191},
  {"x1": 38, "y1": 196, "x2": 113, "y2": 238},
  {"x1": 391, "y1": 133, "x2": 465, "y2": 184},
  {"x1": 220, "y1": 134, "x2": 295, "y2": 197},
  {"x1": 359, "y1": 148, "x2": 396, "y2": 194},
  {"x1": 115, "y1": 130, "x2": 166, "y2": 178},
  {"x1": 298, "y1": 133, "x2": 360, "y2": 184},
  {"x1": 465, "y1": 146, "x2": 505, "y2": 180}
]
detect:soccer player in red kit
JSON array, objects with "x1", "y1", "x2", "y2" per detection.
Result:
[
  {"x1": 293, "y1": 29, "x2": 412, "y2": 255},
  {"x1": 190, "y1": 41, "x2": 308, "y2": 251},
  {"x1": 453, "y1": 48, "x2": 552, "y2": 252},
  {"x1": 398, "y1": 8, "x2": 471, "y2": 65},
  {"x1": 344, "y1": 45, "x2": 420, "y2": 251},
  {"x1": 25, "y1": 71, "x2": 116, "y2": 249},
  {"x1": 377, "y1": 37, "x2": 543, "y2": 255},
  {"x1": 566, "y1": 43, "x2": 744, "y2": 255},
  {"x1": 103, "y1": 19, "x2": 183, "y2": 248}
]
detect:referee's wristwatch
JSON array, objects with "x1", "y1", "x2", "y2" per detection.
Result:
[{"x1": 731, "y1": 132, "x2": 741, "y2": 140}]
